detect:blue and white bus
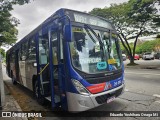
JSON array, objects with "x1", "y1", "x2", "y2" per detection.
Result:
[{"x1": 6, "y1": 8, "x2": 125, "y2": 112}]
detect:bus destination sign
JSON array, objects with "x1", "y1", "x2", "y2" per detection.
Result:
[{"x1": 73, "y1": 13, "x2": 113, "y2": 29}]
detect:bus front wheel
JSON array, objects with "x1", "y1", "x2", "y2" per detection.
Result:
[
  {"x1": 33, "y1": 80, "x2": 45, "y2": 105},
  {"x1": 12, "y1": 76, "x2": 17, "y2": 85}
]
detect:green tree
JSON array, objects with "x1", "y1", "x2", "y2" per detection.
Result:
[
  {"x1": 90, "y1": 0, "x2": 159, "y2": 65},
  {"x1": 0, "y1": 48, "x2": 5, "y2": 58},
  {"x1": 0, "y1": 0, "x2": 30, "y2": 46},
  {"x1": 138, "y1": 38, "x2": 160, "y2": 53},
  {"x1": 153, "y1": 0, "x2": 160, "y2": 26}
]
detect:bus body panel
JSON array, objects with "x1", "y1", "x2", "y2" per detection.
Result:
[
  {"x1": 67, "y1": 84, "x2": 124, "y2": 111},
  {"x1": 6, "y1": 8, "x2": 125, "y2": 112},
  {"x1": 66, "y1": 92, "x2": 95, "y2": 112},
  {"x1": 19, "y1": 61, "x2": 27, "y2": 87},
  {"x1": 25, "y1": 59, "x2": 37, "y2": 90}
]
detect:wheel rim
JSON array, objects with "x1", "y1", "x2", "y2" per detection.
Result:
[{"x1": 35, "y1": 82, "x2": 39, "y2": 98}]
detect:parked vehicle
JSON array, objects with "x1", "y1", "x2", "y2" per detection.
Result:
[
  {"x1": 122, "y1": 54, "x2": 126, "y2": 61},
  {"x1": 143, "y1": 52, "x2": 154, "y2": 60},
  {"x1": 139, "y1": 54, "x2": 143, "y2": 59},
  {"x1": 154, "y1": 52, "x2": 160, "y2": 59},
  {"x1": 134, "y1": 54, "x2": 140, "y2": 60},
  {"x1": 128, "y1": 54, "x2": 139, "y2": 60}
]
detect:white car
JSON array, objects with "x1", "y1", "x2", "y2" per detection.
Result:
[{"x1": 143, "y1": 52, "x2": 154, "y2": 60}]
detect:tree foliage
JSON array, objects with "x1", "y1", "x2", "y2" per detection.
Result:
[
  {"x1": 153, "y1": 0, "x2": 160, "y2": 26},
  {"x1": 90, "y1": 0, "x2": 159, "y2": 64},
  {"x1": 0, "y1": 47, "x2": 5, "y2": 56},
  {"x1": 136, "y1": 38, "x2": 160, "y2": 53},
  {"x1": 0, "y1": 0, "x2": 31, "y2": 46},
  {"x1": 120, "y1": 38, "x2": 160, "y2": 54}
]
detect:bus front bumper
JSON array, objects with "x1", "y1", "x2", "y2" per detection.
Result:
[{"x1": 67, "y1": 83, "x2": 125, "y2": 112}]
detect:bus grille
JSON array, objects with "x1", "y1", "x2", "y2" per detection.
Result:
[
  {"x1": 95, "y1": 87, "x2": 123, "y2": 104},
  {"x1": 86, "y1": 71, "x2": 122, "y2": 84}
]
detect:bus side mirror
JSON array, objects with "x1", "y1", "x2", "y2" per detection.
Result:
[{"x1": 64, "y1": 25, "x2": 72, "y2": 42}]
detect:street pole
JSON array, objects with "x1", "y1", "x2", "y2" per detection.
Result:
[{"x1": 0, "y1": 54, "x2": 5, "y2": 110}]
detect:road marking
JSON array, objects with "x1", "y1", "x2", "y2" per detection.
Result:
[
  {"x1": 153, "y1": 94, "x2": 160, "y2": 98},
  {"x1": 125, "y1": 72, "x2": 160, "y2": 76}
]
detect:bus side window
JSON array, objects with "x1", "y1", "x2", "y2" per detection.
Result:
[
  {"x1": 10, "y1": 52, "x2": 14, "y2": 63},
  {"x1": 28, "y1": 39, "x2": 36, "y2": 61},
  {"x1": 21, "y1": 42, "x2": 28, "y2": 61},
  {"x1": 9, "y1": 51, "x2": 15, "y2": 73}
]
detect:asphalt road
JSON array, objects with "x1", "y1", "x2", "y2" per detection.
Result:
[
  {"x1": 89, "y1": 68, "x2": 160, "y2": 113},
  {"x1": 125, "y1": 68, "x2": 160, "y2": 96},
  {"x1": 2, "y1": 64, "x2": 160, "y2": 119}
]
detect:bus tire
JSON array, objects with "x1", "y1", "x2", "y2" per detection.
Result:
[
  {"x1": 11, "y1": 71, "x2": 17, "y2": 85},
  {"x1": 33, "y1": 80, "x2": 45, "y2": 105},
  {"x1": 12, "y1": 77, "x2": 17, "y2": 85}
]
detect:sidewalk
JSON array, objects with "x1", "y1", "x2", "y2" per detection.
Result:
[
  {"x1": 0, "y1": 63, "x2": 28, "y2": 120},
  {"x1": 3, "y1": 84, "x2": 22, "y2": 111},
  {"x1": 0, "y1": 83, "x2": 28, "y2": 120}
]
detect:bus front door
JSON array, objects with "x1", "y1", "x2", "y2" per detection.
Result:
[
  {"x1": 48, "y1": 30, "x2": 61, "y2": 107},
  {"x1": 48, "y1": 29, "x2": 67, "y2": 110},
  {"x1": 37, "y1": 34, "x2": 50, "y2": 104},
  {"x1": 37, "y1": 30, "x2": 64, "y2": 109}
]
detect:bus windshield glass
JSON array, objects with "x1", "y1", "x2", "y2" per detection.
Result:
[{"x1": 69, "y1": 26, "x2": 122, "y2": 74}]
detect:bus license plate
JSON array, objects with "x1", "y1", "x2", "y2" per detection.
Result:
[{"x1": 107, "y1": 96, "x2": 115, "y2": 103}]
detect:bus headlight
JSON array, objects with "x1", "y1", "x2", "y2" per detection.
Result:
[{"x1": 72, "y1": 79, "x2": 90, "y2": 95}]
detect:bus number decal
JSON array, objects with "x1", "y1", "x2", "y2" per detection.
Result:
[{"x1": 113, "y1": 80, "x2": 122, "y2": 87}]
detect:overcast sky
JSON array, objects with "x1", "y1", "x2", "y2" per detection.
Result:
[{"x1": 11, "y1": 0, "x2": 128, "y2": 40}]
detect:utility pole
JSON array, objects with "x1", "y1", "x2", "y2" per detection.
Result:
[{"x1": 0, "y1": 53, "x2": 5, "y2": 110}]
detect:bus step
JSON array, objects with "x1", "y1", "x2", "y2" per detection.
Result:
[{"x1": 45, "y1": 95, "x2": 60, "y2": 103}]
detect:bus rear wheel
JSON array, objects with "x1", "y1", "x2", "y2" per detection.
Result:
[
  {"x1": 33, "y1": 80, "x2": 45, "y2": 105},
  {"x1": 11, "y1": 71, "x2": 17, "y2": 85}
]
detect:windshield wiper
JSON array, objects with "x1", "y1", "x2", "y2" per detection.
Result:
[
  {"x1": 84, "y1": 27, "x2": 96, "y2": 43},
  {"x1": 84, "y1": 24, "x2": 104, "y2": 48},
  {"x1": 84, "y1": 24, "x2": 105, "y2": 60}
]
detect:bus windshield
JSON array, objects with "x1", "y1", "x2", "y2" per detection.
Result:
[{"x1": 69, "y1": 26, "x2": 122, "y2": 74}]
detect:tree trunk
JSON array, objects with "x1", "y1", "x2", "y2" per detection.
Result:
[
  {"x1": 128, "y1": 53, "x2": 134, "y2": 64},
  {"x1": 133, "y1": 30, "x2": 142, "y2": 61}
]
